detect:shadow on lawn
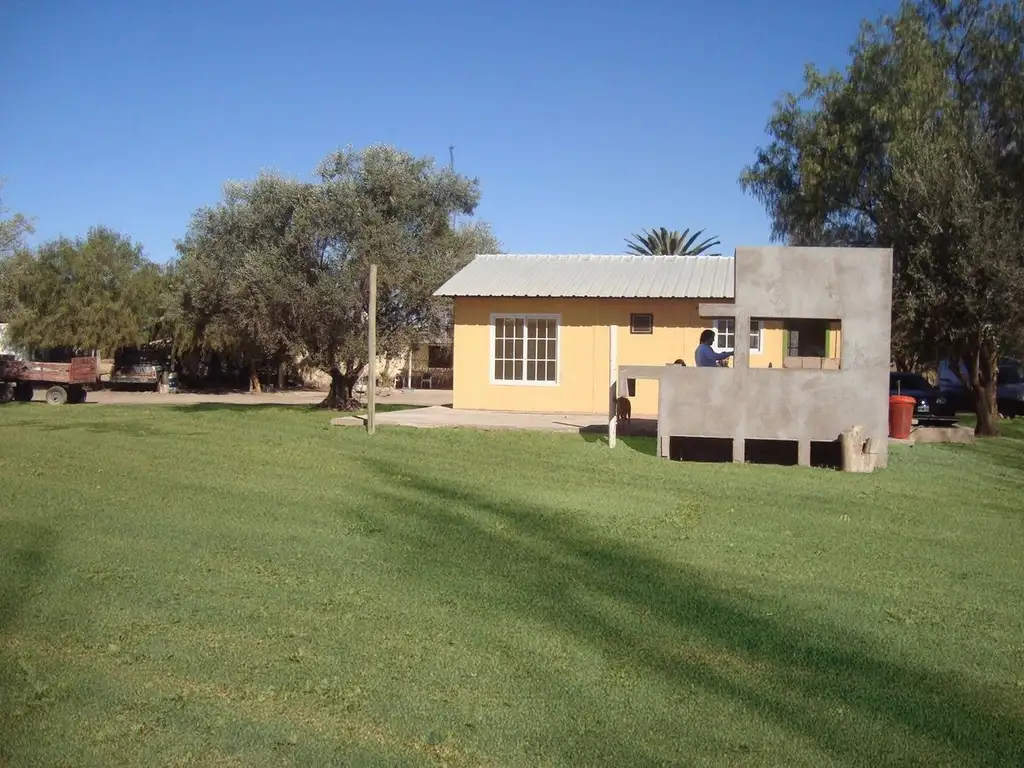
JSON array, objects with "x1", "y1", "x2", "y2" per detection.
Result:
[
  {"x1": 579, "y1": 432, "x2": 658, "y2": 457},
  {"x1": 168, "y1": 403, "x2": 320, "y2": 415},
  {"x1": 0, "y1": 521, "x2": 54, "y2": 632},
  {"x1": 167, "y1": 403, "x2": 422, "y2": 415},
  {"x1": 0, "y1": 521, "x2": 57, "y2": 761},
  {"x1": 356, "y1": 456, "x2": 1024, "y2": 766}
]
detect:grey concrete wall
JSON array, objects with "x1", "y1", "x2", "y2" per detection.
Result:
[{"x1": 619, "y1": 246, "x2": 893, "y2": 468}]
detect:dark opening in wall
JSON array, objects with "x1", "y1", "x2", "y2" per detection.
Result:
[
  {"x1": 744, "y1": 439, "x2": 799, "y2": 466},
  {"x1": 779, "y1": 318, "x2": 842, "y2": 370},
  {"x1": 810, "y1": 439, "x2": 843, "y2": 469},
  {"x1": 669, "y1": 436, "x2": 733, "y2": 463}
]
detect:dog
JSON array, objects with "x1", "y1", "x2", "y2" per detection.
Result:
[{"x1": 614, "y1": 396, "x2": 632, "y2": 429}]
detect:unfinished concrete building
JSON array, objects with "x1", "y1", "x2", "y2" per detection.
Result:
[{"x1": 617, "y1": 246, "x2": 893, "y2": 469}]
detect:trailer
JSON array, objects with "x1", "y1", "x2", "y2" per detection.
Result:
[{"x1": 0, "y1": 356, "x2": 98, "y2": 405}]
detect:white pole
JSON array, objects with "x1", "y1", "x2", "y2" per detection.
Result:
[
  {"x1": 367, "y1": 264, "x2": 377, "y2": 434},
  {"x1": 608, "y1": 324, "x2": 618, "y2": 449},
  {"x1": 407, "y1": 348, "x2": 412, "y2": 389}
]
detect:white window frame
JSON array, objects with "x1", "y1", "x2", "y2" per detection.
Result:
[
  {"x1": 712, "y1": 318, "x2": 763, "y2": 355},
  {"x1": 489, "y1": 313, "x2": 560, "y2": 386}
]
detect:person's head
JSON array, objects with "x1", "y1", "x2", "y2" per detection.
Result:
[
  {"x1": 699, "y1": 329, "x2": 716, "y2": 346},
  {"x1": 673, "y1": 358, "x2": 686, "y2": 366}
]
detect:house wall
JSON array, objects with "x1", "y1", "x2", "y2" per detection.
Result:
[{"x1": 452, "y1": 297, "x2": 788, "y2": 416}]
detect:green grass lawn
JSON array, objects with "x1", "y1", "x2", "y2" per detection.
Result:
[{"x1": 2, "y1": 404, "x2": 1023, "y2": 767}]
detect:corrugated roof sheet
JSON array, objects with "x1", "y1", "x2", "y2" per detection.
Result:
[{"x1": 433, "y1": 254, "x2": 735, "y2": 299}]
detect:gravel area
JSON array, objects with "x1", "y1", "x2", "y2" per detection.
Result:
[{"x1": 18, "y1": 387, "x2": 453, "y2": 408}]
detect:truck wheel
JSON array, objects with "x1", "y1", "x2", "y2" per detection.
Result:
[
  {"x1": 14, "y1": 382, "x2": 33, "y2": 402},
  {"x1": 0, "y1": 383, "x2": 11, "y2": 403},
  {"x1": 68, "y1": 386, "x2": 87, "y2": 404},
  {"x1": 45, "y1": 385, "x2": 68, "y2": 406}
]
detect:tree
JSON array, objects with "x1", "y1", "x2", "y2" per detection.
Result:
[
  {"x1": 0, "y1": 179, "x2": 34, "y2": 259},
  {"x1": 739, "y1": 0, "x2": 1024, "y2": 436},
  {"x1": 175, "y1": 144, "x2": 496, "y2": 405},
  {"x1": 174, "y1": 173, "x2": 314, "y2": 392},
  {"x1": 1, "y1": 178, "x2": 35, "y2": 321},
  {"x1": 624, "y1": 227, "x2": 721, "y2": 256},
  {"x1": 4, "y1": 227, "x2": 170, "y2": 356}
]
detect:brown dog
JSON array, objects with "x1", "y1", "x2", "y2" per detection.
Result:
[{"x1": 614, "y1": 396, "x2": 631, "y2": 429}]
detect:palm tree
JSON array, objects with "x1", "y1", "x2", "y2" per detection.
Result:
[{"x1": 624, "y1": 227, "x2": 721, "y2": 256}]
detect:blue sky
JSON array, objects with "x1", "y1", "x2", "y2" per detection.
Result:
[{"x1": 0, "y1": 0, "x2": 896, "y2": 263}]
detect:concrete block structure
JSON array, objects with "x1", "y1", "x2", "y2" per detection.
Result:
[{"x1": 618, "y1": 246, "x2": 893, "y2": 468}]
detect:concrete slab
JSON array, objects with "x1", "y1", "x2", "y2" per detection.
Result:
[
  {"x1": 887, "y1": 425, "x2": 976, "y2": 446},
  {"x1": 909, "y1": 424, "x2": 976, "y2": 444},
  {"x1": 331, "y1": 406, "x2": 657, "y2": 436}
]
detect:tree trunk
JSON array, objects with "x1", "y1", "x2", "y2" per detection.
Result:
[
  {"x1": 277, "y1": 359, "x2": 286, "y2": 391},
  {"x1": 317, "y1": 366, "x2": 361, "y2": 410},
  {"x1": 974, "y1": 382, "x2": 1000, "y2": 436},
  {"x1": 969, "y1": 343, "x2": 1000, "y2": 437},
  {"x1": 249, "y1": 361, "x2": 262, "y2": 394}
]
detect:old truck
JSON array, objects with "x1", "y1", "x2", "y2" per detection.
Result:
[{"x1": 0, "y1": 356, "x2": 98, "y2": 404}]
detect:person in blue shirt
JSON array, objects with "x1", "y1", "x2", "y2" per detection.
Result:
[{"x1": 694, "y1": 329, "x2": 734, "y2": 367}]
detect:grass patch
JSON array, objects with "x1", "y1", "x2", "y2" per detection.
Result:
[{"x1": 1, "y1": 404, "x2": 1023, "y2": 766}]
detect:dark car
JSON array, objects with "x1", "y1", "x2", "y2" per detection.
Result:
[
  {"x1": 937, "y1": 358, "x2": 1024, "y2": 417},
  {"x1": 997, "y1": 363, "x2": 1024, "y2": 418},
  {"x1": 890, "y1": 372, "x2": 957, "y2": 423}
]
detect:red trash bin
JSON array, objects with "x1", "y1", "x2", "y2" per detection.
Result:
[{"x1": 888, "y1": 394, "x2": 916, "y2": 439}]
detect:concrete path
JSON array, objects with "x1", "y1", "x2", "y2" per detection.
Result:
[{"x1": 332, "y1": 405, "x2": 658, "y2": 436}]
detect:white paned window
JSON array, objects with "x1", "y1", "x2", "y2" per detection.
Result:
[
  {"x1": 712, "y1": 318, "x2": 762, "y2": 354},
  {"x1": 491, "y1": 315, "x2": 558, "y2": 384}
]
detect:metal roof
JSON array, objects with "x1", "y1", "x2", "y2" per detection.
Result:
[{"x1": 433, "y1": 254, "x2": 735, "y2": 299}]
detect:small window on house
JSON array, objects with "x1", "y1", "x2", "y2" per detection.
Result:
[
  {"x1": 630, "y1": 313, "x2": 654, "y2": 334},
  {"x1": 711, "y1": 318, "x2": 762, "y2": 354}
]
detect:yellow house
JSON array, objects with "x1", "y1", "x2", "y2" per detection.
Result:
[{"x1": 434, "y1": 254, "x2": 840, "y2": 417}]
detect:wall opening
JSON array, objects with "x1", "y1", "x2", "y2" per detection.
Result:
[
  {"x1": 669, "y1": 436, "x2": 733, "y2": 463},
  {"x1": 712, "y1": 317, "x2": 765, "y2": 358},
  {"x1": 780, "y1": 319, "x2": 842, "y2": 370},
  {"x1": 810, "y1": 439, "x2": 843, "y2": 469},
  {"x1": 744, "y1": 439, "x2": 799, "y2": 466}
]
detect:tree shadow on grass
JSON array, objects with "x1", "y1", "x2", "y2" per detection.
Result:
[
  {"x1": 579, "y1": 432, "x2": 658, "y2": 457},
  {"x1": 0, "y1": 521, "x2": 57, "y2": 764},
  {"x1": 167, "y1": 403, "x2": 423, "y2": 415},
  {"x1": 353, "y1": 456, "x2": 1024, "y2": 766},
  {"x1": 28, "y1": 421, "x2": 208, "y2": 438},
  {"x1": 168, "y1": 403, "x2": 321, "y2": 415},
  {"x1": 0, "y1": 521, "x2": 54, "y2": 633}
]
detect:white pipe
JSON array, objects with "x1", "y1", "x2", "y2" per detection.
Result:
[{"x1": 608, "y1": 324, "x2": 618, "y2": 449}]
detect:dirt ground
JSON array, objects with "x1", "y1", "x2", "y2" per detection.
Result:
[{"x1": 21, "y1": 387, "x2": 454, "y2": 408}]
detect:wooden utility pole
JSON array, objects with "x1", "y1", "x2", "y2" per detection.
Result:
[
  {"x1": 608, "y1": 324, "x2": 618, "y2": 449},
  {"x1": 367, "y1": 264, "x2": 377, "y2": 434}
]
